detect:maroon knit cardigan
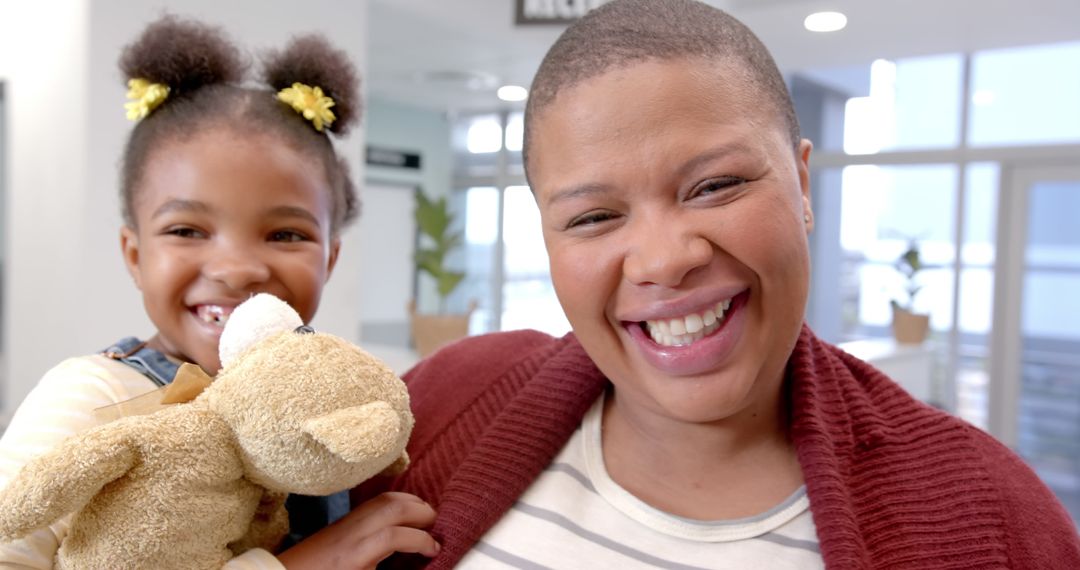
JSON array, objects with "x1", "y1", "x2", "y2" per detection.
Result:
[{"x1": 356, "y1": 325, "x2": 1080, "y2": 569}]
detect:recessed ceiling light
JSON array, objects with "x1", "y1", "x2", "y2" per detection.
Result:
[
  {"x1": 497, "y1": 85, "x2": 529, "y2": 102},
  {"x1": 804, "y1": 11, "x2": 847, "y2": 33}
]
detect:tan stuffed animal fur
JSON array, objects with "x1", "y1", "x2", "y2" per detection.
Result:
[{"x1": 0, "y1": 294, "x2": 413, "y2": 569}]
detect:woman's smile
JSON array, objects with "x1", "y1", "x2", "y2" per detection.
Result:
[{"x1": 623, "y1": 290, "x2": 750, "y2": 376}]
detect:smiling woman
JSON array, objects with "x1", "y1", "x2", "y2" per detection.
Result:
[{"x1": 351, "y1": 0, "x2": 1080, "y2": 568}]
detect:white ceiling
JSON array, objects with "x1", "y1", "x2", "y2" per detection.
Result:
[{"x1": 367, "y1": 0, "x2": 1080, "y2": 113}]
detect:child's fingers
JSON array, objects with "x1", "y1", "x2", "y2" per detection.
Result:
[
  {"x1": 352, "y1": 525, "x2": 441, "y2": 564},
  {"x1": 349, "y1": 491, "x2": 431, "y2": 517},
  {"x1": 340, "y1": 492, "x2": 437, "y2": 536},
  {"x1": 276, "y1": 492, "x2": 439, "y2": 570}
]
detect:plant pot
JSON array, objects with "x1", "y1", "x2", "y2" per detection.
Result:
[
  {"x1": 408, "y1": 300, "x2": 476, "y2": 358},
  {"x1": 891, "y1": 303, "x2": 930, "y2": 345}
]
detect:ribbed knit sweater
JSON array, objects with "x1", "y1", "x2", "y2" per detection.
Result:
[{"x1": 357, "y1": 325, "x2": 1080, "y2": 569}]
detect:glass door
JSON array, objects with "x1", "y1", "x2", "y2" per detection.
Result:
[{"x1": 989, "y1": 164, "x2": 1080, "y2": 523}]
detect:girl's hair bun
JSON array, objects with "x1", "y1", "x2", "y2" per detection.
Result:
[
  {"x1": 263, "y1": 35, "x2": 361, "y2": 135},
  {"x1": 119, "y1": 15, "x2": 247, "y2": 96}
]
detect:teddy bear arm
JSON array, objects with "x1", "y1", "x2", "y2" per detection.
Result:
[
  {"x1": 228, "y1": 490, "x2": 289, "y2": 556},
  {"x1": 302, "y1": 401, "x2": 409, "y2": 465},
  {"x1": 379, "y1": 450, "x2": 410, "y2": 476},
  {"x1": 0, "y1": 423, "x2": 137, "y2": 541}
]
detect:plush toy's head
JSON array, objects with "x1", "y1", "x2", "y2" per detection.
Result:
[{"x1": 202, "y1": 294, "x2": 413, "y2": 496}]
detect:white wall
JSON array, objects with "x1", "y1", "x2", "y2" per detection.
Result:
[
  {"x1": 365, "y1": 97, "x2": 452, "y2": 199},
  {"x1": 0, "y1": 0, "x2": 368, "y2": 420},
  {"x1": 365, "y1": 97, "x2": 453, "y2": 317},
  {"x1": 0, "y1": 0, "x2": 92, "y2": 421}
]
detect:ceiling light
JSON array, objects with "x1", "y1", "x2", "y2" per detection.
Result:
[
  {"x1": 497, "y1": 85, "x2": 529, "y2": 102},
  {"x1": 804, "y1": 11, "x2": 847, "y2": 33}
]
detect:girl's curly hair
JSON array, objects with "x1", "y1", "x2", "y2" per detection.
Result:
[{"x1": 119, "y1": 15, "x2": 361, "y2": 233}]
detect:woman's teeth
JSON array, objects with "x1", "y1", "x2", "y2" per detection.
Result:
[
  {"x1": 196, "y1": 305, "x2": 232, "y2": 327},
  {"x1": 644, "y1": 298, "x2": 732, "y2": 347}
]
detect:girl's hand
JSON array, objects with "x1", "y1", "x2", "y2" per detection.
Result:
[{"x1": 276, "y1": 492, "x2": 439, "y2": 570}]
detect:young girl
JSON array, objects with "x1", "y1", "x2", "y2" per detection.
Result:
[{"x1": 0, "y1": 16, "x2": 437, "y2": 569}]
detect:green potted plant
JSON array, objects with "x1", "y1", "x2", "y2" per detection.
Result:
[
  {"x1": 408, "y1": 188, "x2": 474, "y2": 357},
  {"x1": 890, "y1": 239, "x2": 930, "y2": 344}
]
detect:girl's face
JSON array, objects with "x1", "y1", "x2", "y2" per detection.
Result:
[
  {"x1": 529, "y1": 58, "x2": 813, "y2": 426},
  {"x1": 120, "y1": 128, "x2": 340, "y2": 374}
]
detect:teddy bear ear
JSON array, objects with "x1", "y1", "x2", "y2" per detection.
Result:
[
  {"x1": 301, "y1": 401, "x2": 409, "y2": 465},
  {"x1": 219, "y1": 293, "x2": 303, "y2": 369}
]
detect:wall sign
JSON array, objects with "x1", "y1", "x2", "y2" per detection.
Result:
[
  {"x1": 515, "y1": 0, "x2": 610, "y2": 25},
  {"x1": 365, "y1": 145, "x2": 422, "y2": 170}
]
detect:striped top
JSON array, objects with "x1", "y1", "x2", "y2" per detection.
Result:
[
  {"x1": 457, "y1": 393, "x2": 822, "y2": 569},
  {"x1": 0, "y1": 354, "x2": 284, "y2": 569},
  {"x1": 375, "y1": 327, "x2": 1080, "y2": 569}
]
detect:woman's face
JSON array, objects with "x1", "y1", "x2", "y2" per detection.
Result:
[{"x1": 529, "y1": 58, "x2": 813, "y2": 425}]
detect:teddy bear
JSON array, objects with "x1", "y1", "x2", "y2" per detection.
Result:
[{"x1": 0, "y1": 293, "x2": 414, "y2": 569}]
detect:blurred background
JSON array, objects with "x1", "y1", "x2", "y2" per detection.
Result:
[{"x1": 1, "y1": 0, "x2": 1078, "y2": 523}]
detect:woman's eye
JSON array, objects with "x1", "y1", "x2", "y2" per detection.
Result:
[
  {"x1": 269, "y1": 230, "x2": 309, "y2": 243},
  {"x1": 691, "y1": 176, "x2": 745, "y2": 199},
  {"x1": 567, "y1": 211, "x2": 617, "y2": 229}
]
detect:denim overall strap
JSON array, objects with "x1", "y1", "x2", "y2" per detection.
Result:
[
  {"x1": 101, "y1": 337, "x2": 179, "y2": 387},
  {"x1": 101, "y1": 336, "x2": 349, "y2": 543}
]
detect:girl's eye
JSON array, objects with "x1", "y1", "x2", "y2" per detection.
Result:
[
  {"x1": 269, "y1": 230, "x2": 309, "y2": 243},
  {"x1": 164, "y1": 227, "x2": 203, "y2": 239},
  {"x1": 690, "y1": 176, "x2": 746, "y2": 199},
  {"x1": 567, "y1": 210, "x2": 618, "y2": 229}
]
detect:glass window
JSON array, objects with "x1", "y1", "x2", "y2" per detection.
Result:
[
  {"x1": 955, "y1": 163, "x2": 1000, "y2": 430},
  {"x1": 505, "y1": 112, "x2": 524, "y2": 152},
  {"x1": 501, "y1": 186, "x2": 570, "y2": 336},
  {"x1": 962, "y1": 164, "x2": 999, "y2": 266},
  {"x1": 839, "y1": 164, "x2": 959, "y2": 334},
  {"x1": 465, "y1": 115, "x2": 502, "y2": 154},
  {"x1": 840, "y1": 55, "x2": 963, "y2": 154},
  {"x1": 1019, "y1": 177, "x2": 1080, "y2": 523},
  {"x1": 969, "y1": 42, "x2": 1080, "y2": 146},
  {"x1": 1023, "y1": 181, "x2": 1080, "y2": 340},
  {"x1": 458, "y1": 187, "x2": 499, "y2": 333}
]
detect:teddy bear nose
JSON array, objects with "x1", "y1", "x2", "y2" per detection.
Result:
[{"x1": 294, "y1": 325, "x2": 316, "y2": 335}]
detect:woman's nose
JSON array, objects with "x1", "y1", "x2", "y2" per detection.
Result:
[
  {"x1": 202, "y1": 242, "x2": 271, "y2": 290},
  {"x1": 622, "y1": 218, "x2": 712, "y2": 288}
]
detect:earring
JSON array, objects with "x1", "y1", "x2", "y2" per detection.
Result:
[{"x1": 804, "y1": 214, "x2": 811, "y2": 223}]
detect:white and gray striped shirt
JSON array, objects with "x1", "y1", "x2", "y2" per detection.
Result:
[{"x1": 458, "y1": 395, "x2": 823, "y2": 569}]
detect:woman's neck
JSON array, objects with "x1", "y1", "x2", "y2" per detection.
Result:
[{"x1": 600, "y1": 387, "x2": 803, "y2": 520}]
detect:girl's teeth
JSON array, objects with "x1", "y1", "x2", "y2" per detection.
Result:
[
  {"x1": 643, "y1": 299, "x2": 732, "y2": 347},
  {"x1": 196, "y1": 305, "x2": 232, "y2": 327}
]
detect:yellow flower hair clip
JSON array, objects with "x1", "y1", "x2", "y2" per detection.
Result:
[
  {"x1": 277, "y1": 82, "x2": 336, "y2": 132},
  {"x1": 125, "y1": 78, "x2": 170, "y2": 121}
]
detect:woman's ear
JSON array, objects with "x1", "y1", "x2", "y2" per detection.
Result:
[
  {"x1": 119, "y1": 226, "x2": 143, "y2": 290},
  {"x1": 797, "y1": 139, "x2": 814, "y2": 233}
]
